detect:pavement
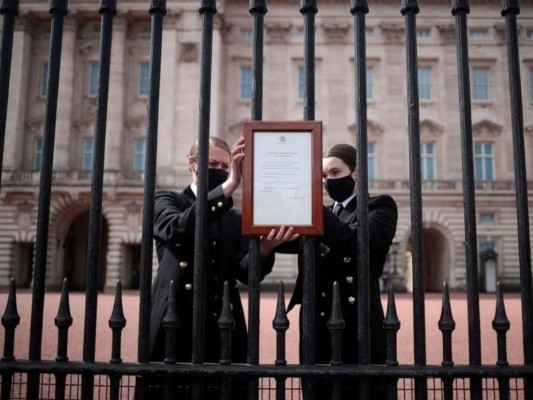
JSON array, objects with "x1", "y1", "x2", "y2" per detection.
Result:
[{"x1": 1, "y1": 290, "x2": 526, "y2": 366}]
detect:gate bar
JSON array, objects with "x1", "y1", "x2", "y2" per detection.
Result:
[
  {"x1": 137, "y1": 0, "x2": 167, "y2": 368},
  {"x1": 400, "y1": 0, "x2": 427, "y2": 398},
  {"x1": 81, "y1": 2, "x2": 117, "y2": 397},
  {"x1": 501, "y1": 1, "x2": 533, "y2": 398},
  {"x1": 300, "y1": 1, "x2": 318, "y2": 399},
  {"x1": 0, "y1": 0, "x2": 19, "y2": 192},
  {"x1": 350, "y1": 0, "x2": 371, "y2": 397},
  {"x1": 27, "y1": 1, "x2": 68, "y2": 397},
  {"x1": 451, "y1": 1, "x2": 482, "y2": 398},
  {"x1": 248, "y1": 0, "x2": 267, "y2": 397}
]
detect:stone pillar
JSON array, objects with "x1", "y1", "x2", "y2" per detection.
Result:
[
  {"x1": 4, "y1": 16, "x2": 33, "y2": 170},
  {"x1": 156, "y1": 12, "x2": 179, "y2": 183},
  {"x1": 53, "y1": 16, "x2": 78, "y2": 170},
  {"x1": 104, "y1": 14, "x2": 128, "y2": 171},
  {"x1": 210, "y1": 14, "x2": 223, "y2": 138}
]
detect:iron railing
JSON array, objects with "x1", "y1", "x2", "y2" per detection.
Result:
[{"x1": 0, "y1": 0, "x2": 532, "y2": 399}]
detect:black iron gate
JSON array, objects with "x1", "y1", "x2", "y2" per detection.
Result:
[{"x1": 0, "y1": 0, "x2": 532, "y2": 399}]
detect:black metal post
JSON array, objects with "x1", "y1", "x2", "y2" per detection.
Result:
[
  {"x1": 55, "y1": 279, "x2": 73, "y2": 363},
  {"x1": 300, "y1": 1, "x2": 317, "y2": 399},
  {"x1": 81, "y1": 2, "x2": 116, "y2": 398},
  {"x1": 248, "y1": 1, "x2": 267, "y2": 397},
  {"x1": 492, "y1": 282, "x2": 510, "y2": 400},
  {"x1": 383, "y1": 286, "x2": 400, "y2": 400},
  {"x1": 109, "y1": 280, "x2": 127, "y2": 364},
  {"x1": 501, "y1": 2, "x2": 533, "y2": 399},
  {"x1": 401, "y1": 0, "x2": 427, "y2": 398},
  {"x1": 272, "y1": 282, "x2": 289, "y2": 400},
  {"x1": 438, "y1": 282, "x2": 456, "y2": 400},
  {"x1": 218, "y1": 281, "x2": 235, "y2": 365},
  {"x1": 28, "y1": 1, "x2": 68, "y2": 397},
  {"x1": 451, "y1": 1, "x2": 482, "y2": 398},
  {"x1": 137, "y1": 0, "x2": 167, "y2": 367},
  {"x1": 163, "y1": 281, "x2": 179, "y2": 364},
  {"x1": 1, "y1": 279, "x2": 19, "y2": 400},
  {"x1": 0, "y1": 0, "x2": 19, "y2": 192}
]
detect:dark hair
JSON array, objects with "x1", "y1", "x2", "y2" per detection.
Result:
[
  {"x1": 324, "y1": 144, "x2": 357, "y2": 172},
  {"x1": 189, "y1": 137, "x2": 231, "y2": 158}
]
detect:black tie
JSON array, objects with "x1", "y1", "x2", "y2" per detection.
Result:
[{"x1": 334, "y1": 204, "x2": 343, "y2": 216}]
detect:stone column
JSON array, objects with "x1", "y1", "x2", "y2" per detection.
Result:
[
  {"x1": 104, "y1": 14, "x2": 128, "y2": 172},
  {"x1": 53, "y1": 16, "x2": 78, "y2": 170},
  {"x1": 210, "y1": 14, "x2": 223, "y2": 138},
  {"x1": 156, "y1": 12, "x2": 179, "y2": 184},
  {"x1": 4, "y1": 16, "x2": 33, "y2": 170}
]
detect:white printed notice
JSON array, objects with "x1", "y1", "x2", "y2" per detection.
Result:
[{"x1": 253, "y1": 131, "x2": 312, "y2": 226}]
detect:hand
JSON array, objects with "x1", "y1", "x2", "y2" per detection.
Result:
[
  {"x1": 260, "y1": 226, "x2": 299, "y2": 260},
  {"x1": 222, "y1": 137, "x2": 245, "y2": 198}
]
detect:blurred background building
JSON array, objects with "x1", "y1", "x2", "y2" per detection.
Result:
[{"x1": 1, "y1": 0, "x2": 532, "y2": 292}]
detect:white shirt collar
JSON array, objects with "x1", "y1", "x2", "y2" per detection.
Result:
[
  {"x1": 335, "y1": 193, "x2": 357, "y2": 210},
  {"x1": 190, "y1": 182, "x2": 197, "y2": 197}
]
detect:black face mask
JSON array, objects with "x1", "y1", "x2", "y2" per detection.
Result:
[
  {"x1": 207, "y1": 168, "x2": 229, "y2": 191},
  {"x1": 324, "y1": 174, "x2": 355, "y2": 202}
]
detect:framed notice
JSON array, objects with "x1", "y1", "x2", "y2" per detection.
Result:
[{"x1": 242, "y1": 121, "x2": 323, "y2": 236}]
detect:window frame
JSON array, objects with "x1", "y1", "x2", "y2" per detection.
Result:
[
  {"x1": 472, "y1": 67, "x2": 491, "y2": 102},
  {"x1": 82, "y1": 137, "x2": 95, "y2": 171},
  {"x1": 40, "y1": 62, "x2": 49, "y2": 98},
  {"x1": 420, "y1": 142, "x2": 436, "y2": 181},
  {"x1": 240, "y1": 66, "x2": 252, "y2": 101},
  {"x1": 133, "y1": 138, "x2": 146, "y2": 172},
  {"x1": 138, "y1": 62, "x2": 150, "y2": 97},
  {"x1": 418, "y1": 66, "x2": 432, "y2": 101},
  {"x1": 88, "y1": 61, "x2": 99, "y2": 98},
  {"x1": 474, "y1": 142, "x2": 495, "y2": 181},
  {"x1": 34, "y1": 137, "x2": 44, "y2": 171}
]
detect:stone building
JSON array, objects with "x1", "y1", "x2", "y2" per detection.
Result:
[{"x1": 1, "y1": 0, "x2": 532, "y2": 292}]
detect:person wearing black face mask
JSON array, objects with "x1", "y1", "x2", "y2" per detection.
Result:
[
  {"x1": 146, "y1": 136, "x2": 297, "y2": 398},
  {"x1": 276, "y1": 144, "x2": 398, "y2": 400}
]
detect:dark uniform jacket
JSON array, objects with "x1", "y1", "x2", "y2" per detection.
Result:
[
  {"x1": 149, "y1": 185, "x2": 274, "y2": 363},
  {"x1": 279, "y1": 194, "x2": 398, "y2": 366}
]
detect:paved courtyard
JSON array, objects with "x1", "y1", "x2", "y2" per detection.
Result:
[{"x1": 1, "y1": 290, "x2": 525, "y2": 366}]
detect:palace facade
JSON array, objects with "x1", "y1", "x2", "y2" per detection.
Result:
[{"x1": 1, "y1": 0, "x2": 533, "y2": 292}]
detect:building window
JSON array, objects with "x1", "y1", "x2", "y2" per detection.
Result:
[
  {"x1": 480, "y1": 212, "x2": 495, "y2": 223},
  {"x1": 418, "y1": 67, "x2": 431, "y2": 100},
  {"x1": 479, "y1": 241, "x2": 496, "y2": 252},
  {"x1": 420, "y1": 143, "x2": 435, "y2": 180},
  {"x1": 82, "y1": 138, "x2": 94, "y2": 171},
  {"x1": 139, "y1": 62, "x2": 150, "y2": 97},
  {"x1": 34, "y1": 138, "x2": 43, "y2": 171},
  {"x1": 366, "y1": 29, "x2": 374, "y2": 38},
  {"x1": 298, "y1": 66, "x2": 305, "y2": 100},
  {"x1": 40, "y1": 62, "x2": 49, "y2": 97},
  {"x1": 240, "y1": 29, "x2": 252, "y2": 38},
  {"x1": 474, "y1": 143, "x2": 494, "y2": 181},
  {"x1": 368, "y1": 142, "x2": 377, "y2": 180},
  {"x1": 366, "y1": 67, "x2": 374, "y2": 101},
  {"x1": 470, "y1": 30, "x2": 488, "y2": 39},
  {"x1": 240, "y1": 66, "x2": 252, "y2": 100},
  {"x1": 529, "y1": 67, "x2": 533, "y2": 101},
  {"x1": 527, "y1": 30, "x2": 533, "y2": 39},
  {"x1": 88, "y1": 62, "x2": 99, "y2": 97},
  {"x1": 472, "y1": 67, "x2": 490, "y2": 101},
  {"x1": 417, "y1": 29, "x2": 431, "y2": 38},
  {"x1": 133, "y1": 138, "x2": 146, "y2": 171}
]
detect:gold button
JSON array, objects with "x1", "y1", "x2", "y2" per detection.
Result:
[
  {"x1": 320, "y1": 312, "x2": 325, "y2": 317},
  {"x1": 175, "y1": 243, "x2": 181, "y2": 247},
  {"x1": 346, "y1": 276, "x2": 354, "y2": 284},
  {"x1": 321, "y1": 253, "x2": 325, "y2": 257},
  {"x1": 211, "y1": 206, "x2": 216, "y2": 212},
  {"x1": 179, "y1": 261, "x2": 188, "y2": 268},
  {"x1": 212, "y1": 241, "x2": 217, "y2": 246},
  {"x1": 212, "y1": 259, "x2": 216, "y2": 264},
  {"x1": 214, "y1": 295, "x2": 218, "y2": 300},
  {"x1": 348, "y1": 296, "x2": 355, "y2": 304},
  {"x1": 185, "y1": 283, "x2": 192, "y2": 291},
  {"x1": 213, "y1": 313, "x2": 218, "y2": 318},
  {"x1": 217, "y1": 201, "x2": 223, "y2": 208},
  {"x1": 321, "y1": 292, "x2": 327, "y2": 298},
  {"x1": 343, "y1": 257, "x2": 351, "y2": 263}
]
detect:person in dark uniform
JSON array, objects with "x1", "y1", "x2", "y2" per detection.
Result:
[
  {"x1": 277, "y1": 143, "x2": 398, "y2": 399},
  {"x1": 147, "y1": 136, "x2": 297, "y2": 397}
]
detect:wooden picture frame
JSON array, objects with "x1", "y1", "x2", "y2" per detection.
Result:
[{"x1": 242, "y1": 121, "x2": 323, "y2": 236}]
